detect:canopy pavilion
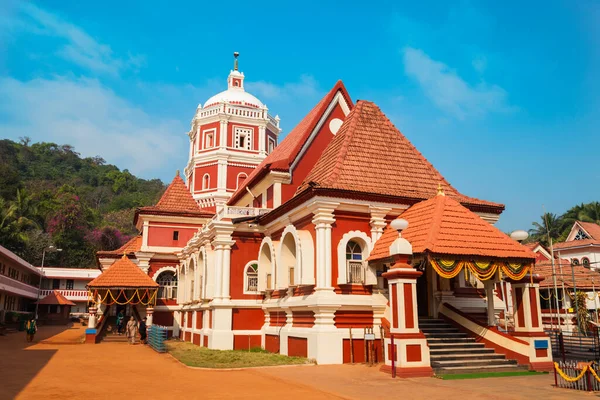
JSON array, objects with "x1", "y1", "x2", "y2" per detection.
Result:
[
  {"x1": 85, "y1": 254, "x2": 159, "y2": 341},
  {"x1": 368, "y1": 188, "x2": 552, "y2": 374},
  {"x1": 37, "y1": 290, "x2": 76, "y2": 324}
]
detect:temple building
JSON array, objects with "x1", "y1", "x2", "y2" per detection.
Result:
[{"x1": 88, "y1": 54, "x2": 553, "y2": 375}]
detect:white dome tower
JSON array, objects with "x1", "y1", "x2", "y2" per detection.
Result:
[{"x1": 184, "y1": 53, "x2": 281, "y2": 212}]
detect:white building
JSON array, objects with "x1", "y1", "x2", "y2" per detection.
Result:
[{"x1": 39, "y1": 267, "x2": 101, "y2": 315}]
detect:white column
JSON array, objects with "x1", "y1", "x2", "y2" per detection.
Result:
[
  {"x1": 219, "y1": 119, "x2": 228, "y2": 148},
  {"x1": 141, "y1": 220, "x2": 150, "y2": 250},
  {"x1": 146, "y1": 307, "x2": 154, "y2": 326},
  {"x1": 88, "y1": 307, "x2": 97, "y2": 328},
  {"x1": 311, "y1": 203, "x2": 337, "y2": 290},
  {"x1": 258, "y1": 125, "x2": 266, "y2": 155},
  {"x1": 369, "y1": 207, "x2": 391, "y2": 245},
  {"x1": 273, "y1": 182, "x2": 282, "y2": 208},
  {"x1": 213, "y1": 245, "x2": 223, "y2": 299},
  {"x1": 221, "y1": 245, "x2": 232, "y2": 300}
]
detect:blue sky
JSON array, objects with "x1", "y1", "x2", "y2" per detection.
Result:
[{"x1": 0, "y1": 1, "x2": 598, "y2": 232}]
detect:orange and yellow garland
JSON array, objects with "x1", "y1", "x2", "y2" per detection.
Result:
[
  {"x1": 429, "y1": 258, "x2": 531, "y2": 281},
  {"x1": 88, "y1": 288, "x2": 157, "y2": 306}
]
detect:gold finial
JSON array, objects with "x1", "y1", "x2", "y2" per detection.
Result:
[
  {"x1": 233, "y1": 52, "x2": 239, "y2": 71},
  {"x1": 437, "y1": 183, "x2": 445, "y2": 196},
  {"x1": 123, "y1": 252, "x2": 127, "y2": 258},
  {"x1": 176, "y1": 169, "x2": 180, "y2": 177}
]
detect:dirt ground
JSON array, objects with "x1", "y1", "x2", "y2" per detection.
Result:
[{"x1": 0, "y1": 325, "x2": 591, "y2": 400}]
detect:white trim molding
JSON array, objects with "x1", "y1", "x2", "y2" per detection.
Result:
[{"x1": 336, "y1": 230, "x2": 372, "y2": 285}]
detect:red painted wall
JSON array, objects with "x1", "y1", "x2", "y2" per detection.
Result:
[
  {"x1": 266, "y1": 186, "x2": 273, "y2": 208},
  {"x1": 196, "y1": 311, "x2": 203, "y2": 329},
  {"x1": 152, "y1": 311, "x2": 173, "y2": 326},
  {"x1": 287, "y1": 337, "x2": 308, "y2": 358},
  {"x1": 187, "y1": 312, "x2": 193, "y2": 328},
  {"x1": 194, "y1": 164, "x2": 218, "y2": 192},
  {"x1": 265, "y1": 334, "x2": 280, "y2": 353},
  {"x1": 269, "y1": 311, "x2": 286, "y2": 327},
  {"x1": 148, "y1": 225, "x2": 197, "y2": 248},
  {"x1": 193, "y1": 333, "x2": 201, "y2": 346},
  {"x1": 227, "y1": 165, "x2": 254, "y2": 191},
  {"x1": 203, "y1": 336, "x2": 208, "y2": 347},
  {"x1": 232, "y1": 308, "x2": 264, "y2": 330},
  {"x1": 281, "y1": 102, "x2": 347, "y2": 202},
  {"x1": 229, "y1": 233, "x2": 262, "y2": 300},
  {"x1": 197, "y1": 122, "x2": 220, "y2": 151},
  {"x1": 343, "y1": 339, "x2": 383, "y2": 364},
  {"x1": 292, "y1": 311, "x2": 315, "y2": 327},
  {"x1": 330, "y1": 212, "x2": 372, "y2": 288},
  {"x1": 233, "y1": 335, "x2": 262, "y2": 350},
  {"x1": 184, "y1": 331, "x2": 191, "y2": 342},
  {"x1": 227, "y1": 123, "x2": 258, "y2": 150},
  {"x1": 334, "y1": 310, "x2": 374, "y2": 328}
]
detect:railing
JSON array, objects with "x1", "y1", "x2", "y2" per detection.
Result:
[
  {"x1": 217, "y1": 206, "x2": 272, "y2": 220},
  {"x1": 195, "y1": 103, "x2": 277, "y2": 123},
  {"x1": 40, "y1": 289, "x2": 88, "y2": 301},
  {"x1": 554, "y1": 360, "x2": 600, "y2": 391},
  {"x1": 268, "y1": 114, "x2": 280, "y2": 127},
  {"x1": 347, "y1": 261, "x2": 365, "y2": 284},
  {"x1": 549, "y1": 331, "x2": 600, "y2": 362},
  {"x1": 247, "y1": 275, "x2": 258, "y2": 292}
]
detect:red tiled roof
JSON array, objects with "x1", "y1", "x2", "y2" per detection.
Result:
[
  {"x1": 37, "y1": 291, "x2": 76, "y2": 306},
  {"x1": 298, "y1": 101, "x2": 503, "y2": 211},
  {"x1": 553, "y1": 239, "x2": 600, "y2": 250},
  {"x1": 137, "y1": 172, "x2": 213, "y2": 218},
  {"x1": 97, "y1": 236, "x2": 142, "y2": 256},
  {"x1": 580, "y1": 221, "x2": 600, "y2": 239},
  {"x1": 228, "y1": 81, "x2": 352, "y2": 205},
  {"x1": 536, "y1": 259, "x2": 597, "y2": 290},
  {"x1": 368, "y1": 193, "x2": 535, "y2": 261},
  {"x1": 87, "y1": 255, "x2": 158, "y2": 288}
]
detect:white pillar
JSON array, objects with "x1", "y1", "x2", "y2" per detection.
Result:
[
  {"x1": 258, "y1": 125, "x2": 266, "y2": 155},
  {"x1": 222, "y1": 245, "x2": 231, "y2": 300},
  {"x1": 369, "y1": 207, "x2": 391, "y2": 245},
  {"x1": 311, "y1": 203, "x2": 337, "y2": 290},
  {"x1": 88, "y1": 307, "x2": 97, "y2": 328},
  {"x1": 214, "y1": 245, "x2": 223, "y2": 299},
  {"x1": 219, "y1": 119, "x2": 228, "y2": 149},
  {"x1": 485, "y1": 280, "x2": 496, "y2": 326},
  {"x1": 146, "y1": 307, "x2": 154, "y2": 326}
]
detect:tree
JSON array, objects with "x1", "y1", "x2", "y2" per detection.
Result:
[{"x1": 529, "y1": 212, "x2": 562, "y2": 247}]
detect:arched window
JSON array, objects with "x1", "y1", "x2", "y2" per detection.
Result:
[
  {"x1": 572, "y1": 259, "x2": 580, "y2": 266},
  {"x1": 346, "y1": 241, "x2": 364, "y2": 283},
  {"x1": 157, "y1": 271, "x2": 177, "y2": 299},
  {"x1": 237, "y1": 173, "x2": 248, "y2": 190},
  {"x1": 583, "y1": 257, "x2": 590, "y2": 267},
  {"x1": 244, "y1": 262, "x2": 259, "y2": 293},
  {"x1": 202, "y1": 174, "x2": 210, "y2": 190}
]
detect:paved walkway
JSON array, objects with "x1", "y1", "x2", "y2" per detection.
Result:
[{"x1": 0, "y1": 326, "x2": 592, "y2": 399}]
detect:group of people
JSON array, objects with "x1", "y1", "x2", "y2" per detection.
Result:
[{"x1": 116, "y1": 310, "x2": 147, "y2": 345}]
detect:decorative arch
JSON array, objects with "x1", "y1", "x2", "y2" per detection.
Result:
[
  {"x1": 276, "y1": 225, "x2": 315, "y2": 288},
  {"x1": 152, "y1": 266, "x2": 177, "y2": 281},
  {"x1": 337, "y1": 231, "x2": 372, "y2": 285},
  {"x1": 582, "y1": 257, "x2": 590, "y2": 267},
  {"x1": 243, "y1": 260, "x2": 259, "y2": 294},
  {"x1": 572, "y1": 258, "x2": 580, "y2": 266},
  {"x1": 258, "y1": 237, "x2": 277, "y2": 292},
  {"x1": 155, "y1": 268, "x2": 178, "y2": 300},
  {"x1": 202, "y1": 173, "x2": 210, "y2": 190}
]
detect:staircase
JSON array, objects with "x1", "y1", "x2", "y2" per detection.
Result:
[
  {"x1": 420, "y1": 318, "x2": 527, "y2": 374},
  {"x1": 98, "y1": 316, "x2": 134, "y2": 344}
]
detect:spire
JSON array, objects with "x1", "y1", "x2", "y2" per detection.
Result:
[
  {"x1": 437, "y1": 183, "x2": 445, "y2": 196},
  {"x1": 176, "y1": 169, "x2": 180, "y2": 177},
  {"x1": 233, "y1": 52, "x2": 239, "y2": 71}
]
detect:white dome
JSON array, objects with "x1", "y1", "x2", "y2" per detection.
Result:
[{"x1": 203, "y1": 89, "x2": 264, "y2": 109}]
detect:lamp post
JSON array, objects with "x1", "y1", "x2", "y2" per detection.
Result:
[{"x1": 35, "y1": 245, "x2": 62, "y2": 320}]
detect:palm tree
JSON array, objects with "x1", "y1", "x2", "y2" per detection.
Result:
[{"x1": 529, "y1": 212, "x2": 562, "y2": 247}]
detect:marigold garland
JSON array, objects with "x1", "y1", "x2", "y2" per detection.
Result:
[
  {"x1": 554, "y1": 362, "x2": 590, "y2": 382},
  {"x1": 429, "y1": 258, "x2": 531, "y2": 281},
  {"x1": 88, "y1": 288, "x2": 157, "y2": 306}
]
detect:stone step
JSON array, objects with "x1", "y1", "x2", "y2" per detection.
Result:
[
  {"x1": 429, "y1": 347, "x2": 493, "y2": 355},
  {"x1": 434, "y1": 364, "x2": 529, "y2": 375},
  {"x1": 424, "y1": 332, "x2": 468, "y2": 338},
  {"x1": 426, "y1": 337, "x2": 477, "y2": 344},
  {"x1": 430, "y1": 353, "x2": 506, "y2": 362},
  {"x1": 420, "y1": 327, "x2": 461, "y2": 333},
  {"x1": 432, "y1": 358, "x2": 517, "y2": 368}
]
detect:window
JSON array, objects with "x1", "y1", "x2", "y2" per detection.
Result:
[
  {"x1": 204, "y1": 130, "x2": 215, "y2": 149},
  {"x1": 583, "y1": 258, "x2": 590, "y2": 267},
  {"x1": 245, "y1": 263, "x2": 259, "y2": 293},
  {"x1": 202, "y1": 174, "x2": 210, "y2": 190},
  {"x1": 4, "y1": 295, "x2": 16, "y2": 311},
  {"x1": 52, "y1": 279, "x2": 60, "y2": 289},
  {"x1": 173, "y1": 231, "x2": 179, "y2": 241},
  {"x1": 268, "y1": 138, "x2": 276, "y2": 154},
  {"x1": 0, "y1": 263, "x2": 4, "y2": 275},
  {"x1": 572, "y1": 259, "x2": 580, "y2": 266},
  {"x1": 236, "y1": 173, "x2": 248, "y2": 190},
  {"x1": 574, "y1": 229, "x2": 591, "y2": 241},
  {"x1": 346, "y1": 241, "x2": 364, "y2": 283},
  {"x1": 66, "y1": 279, "x2": 74, "y2": 290},
  {"x1": 157, "y1": 271, "x2": 177, "y2": 299},
  {"x1": 289, "y1": 267, "x2": 295, "y2": 286},
  {"x1": 234, "y1": 127, "x2": 253, "y2": 150}
]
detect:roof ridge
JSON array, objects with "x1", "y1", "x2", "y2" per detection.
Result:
[{"x1": 424, "y1": 195, "x2": 446, "y2": 251}]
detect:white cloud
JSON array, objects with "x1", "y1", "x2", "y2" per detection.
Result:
[
  {"x1": 0, "y1": 77, "x2": 185, "y2": 176},
  {"x1": 6, "y1": 3, "x2": 144, "y2": 76},
  {"x1": 246, "y1": 74, "x2": 320, "y2": 101},
  {"x1": 403, "y1": 47, "x2": 513, "y2": 119}
]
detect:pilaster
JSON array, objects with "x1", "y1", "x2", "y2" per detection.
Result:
[
  {"x1": 369, "y1": 207, "x2": 391, "y2": 245},
  {"x1": 311, "y1": 202, "x2": 338, "y2": 290}
]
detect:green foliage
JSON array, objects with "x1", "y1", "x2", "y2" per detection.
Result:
[
  {"x1": 573, "y1": 291, "x2": 592, "y2": 336},
  {"x1": 0, "y1": 139, "x2": 165, "y2": 268},
  {"x1": 528, "y1": 203, "x2": 600, "y2": 247}
]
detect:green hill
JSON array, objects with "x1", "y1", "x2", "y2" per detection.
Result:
[{"x1": 0, "y1": 138, "x2": 165, "y2": 268}]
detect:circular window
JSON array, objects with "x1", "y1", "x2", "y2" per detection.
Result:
[{"x1": 329, "y1": 118, "x2": 343, "y2": 135}]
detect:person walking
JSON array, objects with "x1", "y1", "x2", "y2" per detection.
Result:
[
  {"x1": 25, "y1": 318, "x2": 37, "y2": 342},
  {"x1": 126, "y1": 316, "x2": 138, "y2": 345},
  {"x1": 139, "y1": 317, "x2": 147, "y2": 345},
  {"x1": 116, "y1": 310, "x2": 124, "y2": 335}
]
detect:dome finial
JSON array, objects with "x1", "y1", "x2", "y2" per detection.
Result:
[
  {"x1": 233, "y1": 52, "x2": 240, "y2": 71},
  {"x1": 437, "y1": 183, "x2": 445, "y2": 196},
  {"x1": 176, "y1": 169, "x2": 180, "y2": 177}
]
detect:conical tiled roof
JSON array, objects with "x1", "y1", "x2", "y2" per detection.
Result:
[
  {"x1": 97, "y1": 235, "x2": 142, "y2": 257},
  {"x1": 299, "y1": 100, "x2": 502, "y2": 211},
  {"x1": 369, "y1": 193, "x2": 535, "y2": 261},
  {"x1": 137, "y1": 172, "x2": 213, "y2": 218},
  {"x1": 88, "y1": 255, "x2": 158, "y2": 288},
  {"x1": 37, "y1": 290, "x2": 76, "y2": 306}
]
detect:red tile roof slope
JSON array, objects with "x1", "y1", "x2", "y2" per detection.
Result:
[
  {"x1": 227, "y1": 81, "x2": 352, "y2": 205},
  {"x1": 369, "y1": 193, "x2": 535, "y2": 261},
  {"x1": 580, "y1": 221, "x2": 600, "y2": 239},
  {"x1": 536, "y1": 259, "x2": 597, "y2": 289},
  {"x1": 88, "y1": 255, "x2": 158, "y2": 288},
  {"x1": 97, "y1": 236, "x2": 142, "y2": 256},
  {"x1": 299, "y1": 100, "x2": 503, "y2": 211},
  {"x1": 138, "y1": 173, "x2": 213, "y2": 217},
  {"x1": 37, "y1": 290, "x2": 76, "y2": 306}
]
